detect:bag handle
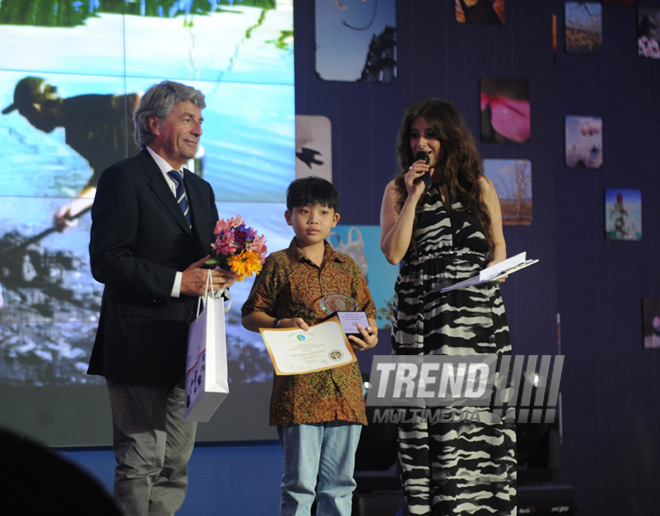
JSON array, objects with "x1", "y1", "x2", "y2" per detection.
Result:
[
  {"x1": 328, "y1": 232, "x2": 341, "y2": 248},
  {"x1": 196, "y1": 270, "x2": 232, "y2": 317},
  {"x1": 348, "y1": 226, "x2": 362, "y2": 243}
]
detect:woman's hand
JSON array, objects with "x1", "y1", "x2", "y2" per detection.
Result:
[
  {"x1": 404, "y1": 158, "x2": 433, "y2": 199},
  {"x1": 380, "y1": 160, "x2": 433, "y2": 265}
]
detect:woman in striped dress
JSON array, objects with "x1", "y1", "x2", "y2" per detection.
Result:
[{"x1": 379, "y1": 98, "x2": 516, "y2": 515}]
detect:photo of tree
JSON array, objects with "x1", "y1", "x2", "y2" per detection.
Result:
[
  {"x1": 605, "y1": 188, "x2": 642, "y2": 241},
  {"x1": 565, "y1": 2, "x2": 603, "y2": 55},
  {"x1": 565, "y1": 115, "x2": 603, "y2": 169},
  {"x1": 484, "y1": 159, "x2": 532, "y2": 225}
]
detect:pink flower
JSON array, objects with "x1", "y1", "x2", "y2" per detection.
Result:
[
  {"x1": 213, "y1": 230, "x2": 238, "y2": 255},
  {"x1": 206, "y1": 215, "x2": 268, "y2": 280},
  {"x1": 638, "y1": 36, "x2": 660, "y2": 59},
  {"x1": 214, "y1": 218, "x2": 232, "y2": 236},
  {"x1": 480, "y1": 93, "x2": 531, "y2": 143},
  {"x1": 247, "y1": 234, "x2": 268, "y2": 263}
]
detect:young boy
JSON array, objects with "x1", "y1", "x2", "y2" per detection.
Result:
[{"x1": 241, "y1": 176, "x2": 378, "y2": 516}]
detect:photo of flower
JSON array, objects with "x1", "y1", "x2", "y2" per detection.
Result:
[
  {"x1": 206, "y1": 215, "x2": 267, "y2": 281},
  {"x1": 565, "y1": 115, "x2": 603, "y2": 169},
  {"x1": 637, "y1": 8, "x2": 660, "y2": 59},
  {"x1": 480, "y1": 78, "x2": 530, "y2": 144}
]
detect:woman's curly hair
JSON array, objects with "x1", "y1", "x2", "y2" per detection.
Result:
[{"x1": 393, "y1": 98, "x2": 493, "y2": 251}]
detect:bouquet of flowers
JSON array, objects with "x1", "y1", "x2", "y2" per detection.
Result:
[{"x1": 205, "y1": 215, "x2": 267, "y2": 281}]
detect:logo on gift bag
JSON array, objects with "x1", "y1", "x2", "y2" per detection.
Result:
[{"x1": 186, "y1": 348, "x2": 206, "y2": 408}]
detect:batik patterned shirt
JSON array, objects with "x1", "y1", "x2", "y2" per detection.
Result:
[{"x1": 241, "y1": 238, "x2": 377, "y2": 426}]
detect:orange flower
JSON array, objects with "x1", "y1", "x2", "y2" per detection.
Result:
[{"x1": 227, "y1": 250, "x2": 263, "y2": 281}]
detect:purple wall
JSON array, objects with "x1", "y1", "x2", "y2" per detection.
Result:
[
  {"x1": 296, "y1": 0, "x2": 660, "y2": 514},
  {"x1": 555, "y1": 3, "x2": 660, "y2": 515}
]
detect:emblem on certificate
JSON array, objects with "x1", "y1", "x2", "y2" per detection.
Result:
[{"x1": 320, "y1": 293, "x2": 369, "y2": 337}]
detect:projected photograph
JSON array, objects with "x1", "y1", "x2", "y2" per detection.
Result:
[
  {"x1": 0, "y1": 75, "x2": 294, "y2": 202},
  {"x1": 315, "y1": 0, "x2": 396, "y2": 83},
  {"x1": 642, "y1": 297, "x2": 660, "y2": 349},
  {"x1": 296, "y1": 115, "x2": 333, "y2": 182},
  {"x1": 565, "y1": 2, "x2": 603, "y2": 55},
  {"x1": 484, "y1": 159, "x2": 533, "y2": 226},
  {"x1": 565, "y1": 115, "x2": 603, "y2": 169},
  {"x1": 326, "y1": 225, "x2": 398, "y2": 329},
  {"x1": 605, "y1": 189, "x2": 642, "y2": 241},
  {"x1": 0, "y1": 1, "x2": 293, "y2": 85},
  {"x1": 480, "y1": 77, "x2": 530, "y2": 144},
  {"x1": 0, "y1": 0, "x2": 294, "y2": 445},
  {"x1": 637, "y1": 8, "x2": 660, "y2": 59},
  {"x1": 455, "y1": 0, "x2": 505, "y2": 25}
]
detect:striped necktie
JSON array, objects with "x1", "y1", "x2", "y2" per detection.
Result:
[{"x1": 167, "y1": 170, "x2": 191, "y2": 227}]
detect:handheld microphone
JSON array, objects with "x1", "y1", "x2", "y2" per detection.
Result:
[{"x1": 415, "y1": 152, "x2": 431, "y2": 189}]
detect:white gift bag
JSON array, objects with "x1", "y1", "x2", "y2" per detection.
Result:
[{"x1": 184, "y1": 271, "x2": 230, "y2": 422}]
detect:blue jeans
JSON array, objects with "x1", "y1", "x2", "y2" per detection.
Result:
[{"x1": 277, "y1": 422, "x2": 363, "y2": 516}]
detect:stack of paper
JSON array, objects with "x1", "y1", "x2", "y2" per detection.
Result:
[{"x1": 440, "y1": 252, "x2": 539, "y2": 293}]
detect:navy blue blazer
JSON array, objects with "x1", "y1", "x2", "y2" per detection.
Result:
[{"x1": 88, "y1": 149, "x2": 219, "y2": 386}]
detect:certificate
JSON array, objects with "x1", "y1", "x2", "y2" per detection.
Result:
[{"x1": 259, "y1": 317, "x2": 357, "y2": 375}]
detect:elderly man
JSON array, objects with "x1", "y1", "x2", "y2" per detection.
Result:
[{"x1": 87, "y1": 80, "x2": 235, "y2": 516}]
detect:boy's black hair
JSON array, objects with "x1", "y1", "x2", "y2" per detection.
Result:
[{"x1": 286, "y1": 176, "x2": 340, "y2": 212}]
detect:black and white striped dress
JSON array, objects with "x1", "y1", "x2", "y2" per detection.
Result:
[{"x1": 392, "y1": 184, "x2": 517, "y2": 515}]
